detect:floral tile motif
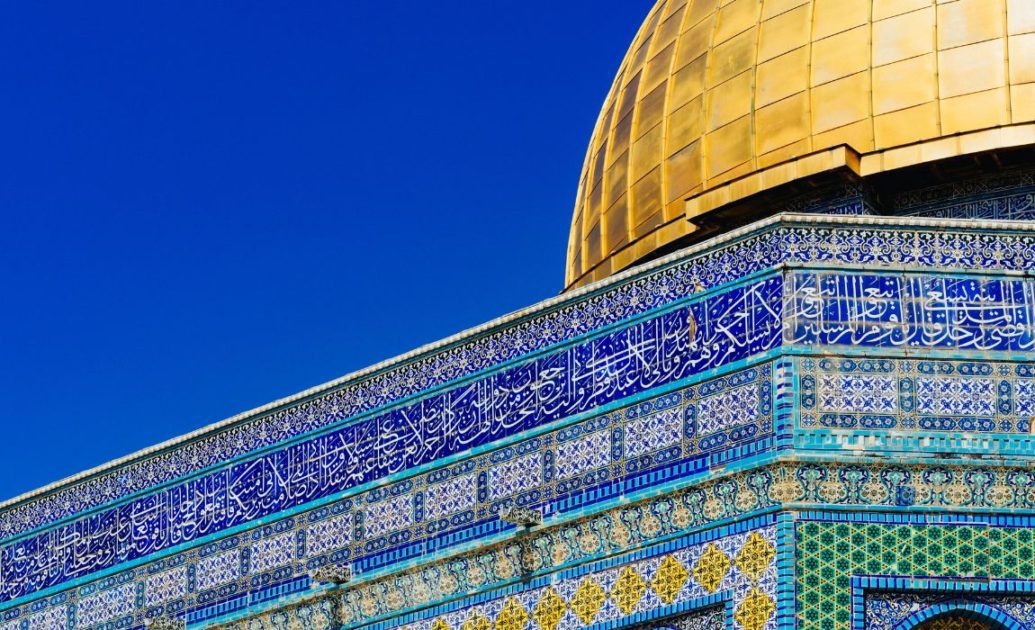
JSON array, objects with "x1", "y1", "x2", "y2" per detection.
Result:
[
  {"x1": 144, "y1": 565, "x2": 188, "y2": 607},
  {"x1": 866, "y1": 592, "x2": 1035, "y2": 629},
  {"x1": 250, "y1": 531, "x2": 295, "y2": 574},
  {"x1": 488, "y1": 453, "x2": 543, "y2": 500},
  {"x1": 817, "y1": 375, "x2": 897, "y2": 413},
  {"x1": 364, "y1": 494, "x2": 414, "y2": 539},
  {"x1": 306, "y1": 513, "x2": 352, "y2": 556},
  {"x1": 626, "y1": 409, "x2": 682, "y2": 458},
  {"x1": 76, "y1": 583, "x2": 135, "y2": 627},
  {"x1": 916, "y1": 377, "x2": 996, "y2": 416},
  {"x1": 425, "y1": 474, "x2": 478, "y2": 521},
  {"x1": 800, "y1": 357, "x2": 1032, "y2": 433},
  {"x1": 1013, "y1": 380, "x2": 1035, "y2": 415},
  {"x1": 389, "y1": 526, "x2": 777, "y2": 630},
  {"x1": 555, "y1": 431, "x2": 611, "y2": 480},
  {"x1": 195, "y1": 549, "x2": 241, "y2": 592},
  {"x1": 697, "y1": 386, "x2": 760, "y2": 436}
]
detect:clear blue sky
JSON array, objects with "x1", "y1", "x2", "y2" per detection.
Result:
[{"x1": 0, "y1": 1, "x2": 655, "y2": 500}]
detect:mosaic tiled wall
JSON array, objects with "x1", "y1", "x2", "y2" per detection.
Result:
[
  {"x1": 2, "y1": 213, "x2": 1035, "y2": 630},
  {"x1": 0, "y1": 278, "x2": 783, "y2": 607},
  {"x1": 797, "y1": 517, "x2": 1035, "y2": 630},
  {"x1": 799, "y1": 357, "x2": 1034, "y2": 434},
  {"x1": 0, "y1": 362, "x2": 780, "y2": 629},
  {"x1": 5, "y1": 215, "x2": 1035, "y2": 549},
  {"x1": 377, "y1": 525, "x2": 781, "y2": 630}
]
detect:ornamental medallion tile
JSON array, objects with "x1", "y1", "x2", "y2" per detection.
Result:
[
  {"x1": 650, "y1": 555, "x2": 690, "y2": 604},
  {"x1": 693, "y1": 544, "x2": 732, "y2": 593},
  {"x1": 610, "y1": 566, "x2": 647, "y2": 616},
  {"x1": 734, "y1": 587, "x2": 775, "y2": 630},
  {"x1": 495, "y1": 598, "x2": 529, "y2": 630},
  {"x1": 461, "y1": 612, "x2": 490, "y2": 630},
  {"x1": 532, "y1": 587, "x2": 566, "y2": 630},
  {"x1": 734, "y1": 532, "x2": 775, "y2": 583},
  {"x1": 570, "y1": 578, "x2": 606, "y2": 625}
]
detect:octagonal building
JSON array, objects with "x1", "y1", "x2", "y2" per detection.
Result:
[{"x1": 3, "y1": 1, "x2": 1035, "y2": 630}]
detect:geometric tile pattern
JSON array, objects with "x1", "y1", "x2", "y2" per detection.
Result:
[
  {"x1": 143, "y1": 566, "x2": 188, "y2": 607},
  {"x1": 76, "y1": 583, "x2": 136, "y2": 627},
  {"x1": 488, "y1": 453, "x2": 544, "y2": 500},
  {"x1": 625, "y1": 408, "x2": 682, "y2": 458},
  {"x1": 195, "y1": 549, "x2": 241, "y2": 592},
  {"x1": 424, "y1": 474, "x2": 478, "y2": 520},
  {"x1": 306, "y1": 512, "x2": 353, "y2": 556},
  {"x1": 388, "y1": 526, "x2": 777, "y2": 630},
  {"x1": 364, "y1": 494, "x2": 414, "y2": 539},
  {"x1": 555, "y1": 431, "x2": 611, "y2": 480},
  {"x1": 249, "y1": 530, "x2": 295, "y2": 573},
  {"x1": 4, "y1": 213, "x2": 1033, "y2": 549},
  {"x1": 0, "y1": 361, "x2": 777, "y2": 629},
  {"x1": 800, "y1": 358, "x2": 1033, "y2": 434},
  {"x1": 797, "y1": 521, "x2": 1035, "y2": 630}
]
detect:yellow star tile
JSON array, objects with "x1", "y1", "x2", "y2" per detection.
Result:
[
  {"x1": 610, "y1": 566, "x2": 647, "y2": 616},
  {"x1": 693, "y1": 544, "x2": 731, "y2": 593},
  {"x1": 734, "y1": 587, "x2": 775, "y2": 630},
  {"x1": 570, "y1": 578, "x2": 606, "y2": 625},
  {"x1": 532, "y1": 587, "x2": 566, "y2": 630},
  {"x1": 495, "y1": 597, "x2": 529, "y2": 630},
  {"x1": 462, "y1": 613, "x2": 491, "y2": 630},
  {"x1": 650, "y1": 555, "x2": 689, "y2": 604},
  {"x1": 735, "y1": 533, "x2": 776, "y2": 582},
  {"x1": 431, "y1": 619, "x2": 451, "y2": 630}
]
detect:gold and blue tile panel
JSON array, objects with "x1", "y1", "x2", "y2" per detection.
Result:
[
  {"x1": 5, "y1": 214, "x2": 1035, "y2": 547},
  {"x1": 356, "y1": 520, "x2": 779, "y2": 630},
  {"x1": 12, "y1": 456, "x2": 1035, "y2": 629},
  {"x1": 0, "y1": 363, "x2": 778, "y2": 629}
]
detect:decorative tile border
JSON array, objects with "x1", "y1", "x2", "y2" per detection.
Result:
[
  {"x1": 5, "y1": 213, "x2": 1035, "y2": 546},
  {"x1": 0, "y1": 278, "x2": 783, "y2": 606},
  {"x1": 799, "y1": 357, "x2": 1034, "y2": 434},
  {"x1": 0, "y1": 362, "x2": 780, "y2": 629},
  {"x1": 370, "y1": 524, "x2": 780, "y2": 630}
]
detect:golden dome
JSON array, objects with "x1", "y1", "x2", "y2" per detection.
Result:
[{"x1": 565, "y1": 0, "x2": 1035, "y2": 289}]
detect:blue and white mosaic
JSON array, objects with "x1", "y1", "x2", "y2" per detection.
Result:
[
  {"x1": 800, "y1": 357, "x2": 1033, "y2": 433},
  {"x1": 0, "y1": 362, "x2": 777, "y2": 628},
  {"x1": 4, "y1": 215, "x2": 1035, "y2": 548}
]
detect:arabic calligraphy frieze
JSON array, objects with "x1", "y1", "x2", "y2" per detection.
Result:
[
  {"x1": 4, "y1": 217, "x2": 1035, "y2": 546},
  {"x1": 785, "y1": 272, "x2": 1035, "y2": 352},
  {"x1": 799, "y1": 357, "x2": 1033, "y2": 434},
  {"x1": 0, "y1": 362, "x2": 778, "y2": 630},
  {"x1": 0, "y1": 278, "x2": 784, "y2": 607}
]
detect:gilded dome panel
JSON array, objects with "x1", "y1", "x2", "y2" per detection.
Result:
[{"x1": 566, "y1": 0, "x2": 1035, "y2": 289}]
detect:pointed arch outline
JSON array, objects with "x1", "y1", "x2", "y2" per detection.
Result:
[{"x1": 892, "y1": 599, "x2": 1026, "y2": 630}]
